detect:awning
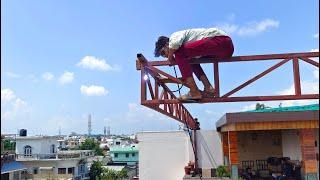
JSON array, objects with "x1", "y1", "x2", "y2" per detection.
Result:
[{"x1": 1, "y1": 161, "x2": 27, "y2": 174}]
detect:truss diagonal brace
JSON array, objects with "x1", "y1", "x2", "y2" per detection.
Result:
[{"x1": 137, "y1": 54, "x2": 200, "y2": 130}]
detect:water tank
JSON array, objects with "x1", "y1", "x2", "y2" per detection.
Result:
[{"x1": 19, "y1": 129, "x2": 27, "y2": 136}]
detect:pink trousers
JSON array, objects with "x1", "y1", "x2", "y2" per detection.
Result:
[{"x1": 174, "y1": 36, "x2": 234, "y2": 79}]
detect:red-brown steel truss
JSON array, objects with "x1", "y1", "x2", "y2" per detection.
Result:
[{"x1": 136, "y1": 52, "x2": 319, "y2": 130}]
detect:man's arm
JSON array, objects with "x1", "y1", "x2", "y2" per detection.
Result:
[{"x1": 167, "y1": 48, "x2": 176, "y2": 65}]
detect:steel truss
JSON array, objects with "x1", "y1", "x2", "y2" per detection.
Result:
[{"x1": 136, "y1": 52, "x2": 319, "y2": 130}]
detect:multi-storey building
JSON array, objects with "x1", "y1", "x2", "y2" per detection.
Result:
[{"x1": 15, "y1": 135, "x2": 94, "y2": 180}]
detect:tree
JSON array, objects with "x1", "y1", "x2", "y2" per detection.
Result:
[
  {"x1": 89, "y1": 161, "x2": 103, "y2": 180},
  {"x1": 78, "y1": 138, "x2": 103, "y2": 156},
  {"x1": 101, "y1": 168, "x2": 128, "y2": 180},
  {"x1": 3, "y1": 139, "x2": 15, "y2": 151},
  {"x1": 255, "y1": 103, "x2": 266, "y2": 110}
]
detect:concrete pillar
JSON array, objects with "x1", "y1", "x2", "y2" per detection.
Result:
[
  {"x1": 228, "y1": 131, "x2": 239, "y2": 180},
  {"x1": 300, "y1": 129, "x2": 318, "y2": 180}
]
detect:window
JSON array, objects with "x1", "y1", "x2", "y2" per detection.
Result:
[
  {"x1": 114, "y1": 153, "x2": 118, "y2": 158},
  {"x1": 79, "y1": 164, "x2": 85, "y2": 173},
  {"x1": 24, "y1": 145, "x2": 32, "y2": 157},
  {"x1": 33, "y1": 168, "x2": 38, "y2": 174},
  {"x1": 68, "y1": 167, "x2": 74, "y2": 174},
  {"x1": 132, "y1": 153, "x2": 135, "y2": 157},
  {"x1": 125, "y1": 153, "x2": 129, "y2": 158},
  {"x1": 50, "y1": 144, "x2": 55, "y2": 153},
  {"x1": 58, "y1": 168, "x2": 66, "y2": 174},
  {"x1": 116, "y1": 142, "x2": 120, "y2": 145}
]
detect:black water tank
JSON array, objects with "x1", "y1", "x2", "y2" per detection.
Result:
[{"x1": 19, "y1": 129, "x2": 27, "y2": 136}]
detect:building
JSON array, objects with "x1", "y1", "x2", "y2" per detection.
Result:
[
  {"x1": 15, "y1": 135, "x2": 94, "y2": 180},
  {"x1": 109, "y1": 146, "x2": 139, "y2": 165},
  {"x1": 216, "y1": 104, "x2": 319, "y2": 180},
  {"x1": 137, "y1": 130, "x2": 223, "y2": 180}
]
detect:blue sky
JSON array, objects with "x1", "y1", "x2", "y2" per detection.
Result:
[{"x1": 1, "y1": 0, "x2": 319, "y2": 135}]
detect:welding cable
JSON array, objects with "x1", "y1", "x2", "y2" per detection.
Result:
[{"x1": 171, "y1": 66, "x2": 184, "y2": 95}]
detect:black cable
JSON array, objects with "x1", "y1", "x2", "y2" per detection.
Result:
[{"x1": 172, "y1": 66, "x2": 184, "y2": 94}]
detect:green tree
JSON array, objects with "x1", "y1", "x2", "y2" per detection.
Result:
[
  {"x1": 117, "y1": 169, "x2": 128, "y2": 179},
  {"x1": 78, "y1": 138, "x2": 103, "y2": 156},
  {"x1": 101, "y1": 168, "x2": 128, "y2": 180},
  {"x1": 216, "y1": 165, "x2": 230, "y2": 177},
  {"x1": 89, "y1": 161, "x2": 103, "y2": 180},
  {"x1": 255, "y1": 103, "x2": 266, "y2": 110},
  {"x1": 3, "y1": 139, "x2": 15, "y2": 151}
]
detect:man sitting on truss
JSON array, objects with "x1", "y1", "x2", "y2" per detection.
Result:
[{"x1": 154, "y1": 27, "x2": 234, "y2": 100}]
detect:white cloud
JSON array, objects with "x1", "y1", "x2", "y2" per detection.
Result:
[
  {"x1": 310, "y1": 49, "x2": 319, "y2": 52},
  {"x1": 314, "y1": 33, "x2": 319, "y2": 39},
  {"x1": 217, "y1": 19, "x2": 279, "y2": 37},
  {"x1": 237, "y1": 19, "x2": 279, "y2": 36},
  {"x1": 77, "y1": 56, "x2": 120, "y2": 71},
  {"x1": 59, "y1": 71, "x2": 74, "y2": 85},
  {"x1": 242, "y1": 79, "x2": 319, "y2": 111},
  {"x1": 218, "y1": 23, "x2": 239, "y2": 34},
  {"x1": 80, "y1": 85, "x2": 108, "y2": 96},
  {"x1": 42, "y1": 72, "x2": 54, "y2": 81},
  {"x1": 1, "y1": 89, "x2": 16, "y2": 103},
  {"x1": 242, "y1": 104, "x2": 258, "y2": 111},
  {"x1": 279, "y1": 81, "x2": 319, "y2": 95},
  {"x1": 314, "y1": 70, "x2": 319, "y2": 79},
  {"x1": 5, "y1": 72, "x2": 22, "y2": 78},
  {"x1": 1, "y1": 89, "x2": 32, "y2": 132}
]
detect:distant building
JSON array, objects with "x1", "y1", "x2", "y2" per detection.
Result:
[
  {"x1": 15, "y1": 135, "x2": 94, "y2": 180},
  {"x1": 1, "y1": 153, "x2": 27, "y2": 180},
  {"x1": 1, "y1": 135, "x2": 27, "y2": 180},
  {"x1": 109, "y1": 146, "x2": 139, "y2": 165}
]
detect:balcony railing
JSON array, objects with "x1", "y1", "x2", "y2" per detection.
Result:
[{"x1": 16, "y1": 150, "x2": 94, "y2": 160}]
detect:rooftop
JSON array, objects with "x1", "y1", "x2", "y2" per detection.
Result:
[
  {"x1": 109, "y1": 146, "x2": 138, "y2": 153},
  {"x1": 15, "y1": 135, "x2": 59, "y2": 140},
  {"x1": 246, "y1": 103, "x2": 319, "y2": 113},
  {"x1": 216, "y1": 104, "x2": 319, "y2": 132}
]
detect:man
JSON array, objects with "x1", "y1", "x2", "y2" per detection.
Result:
[{"x1": 154, "y1": 27, "x2": 234, "y2": 100}]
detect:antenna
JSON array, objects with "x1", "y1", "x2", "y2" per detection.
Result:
[{"x1": 88, "y1": 114, "x2": 92, "y2": 136}]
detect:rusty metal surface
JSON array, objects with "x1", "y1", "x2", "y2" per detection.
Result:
[{"x1": 136, "y1": 52, "x2": 319, "y2": 130}]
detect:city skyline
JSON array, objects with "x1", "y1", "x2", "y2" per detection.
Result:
[{"x1": 1, "y1": 0, "x2": 319, "y2": 135}]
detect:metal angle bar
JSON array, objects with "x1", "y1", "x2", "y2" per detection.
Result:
[
  {"x1": 214, "y1": 62, "x2": 220, "y2": 97},
  {"x1": 155, "y1": 80, "x2": 159, "y2": 100},
  {"x1": 293, "y1": 58, "x2": 301, "y2": 95},
  {"x1": 142, "y1": 94, "x2": 319, "y2": 104},
  {"x1": 146, "y1": 66, "x2": 185, "y2": 86},
  {"x1": 299, "y1": 57, "x2": 319, "y2": 67},
  {"x1": 141, "y1": 68, "x2": 146, "y2": 102},
  {"x1": 136, "y1": 52, "x2": 319, "y2": 69},
  {"x1": 222, "y1": 58, "x2": 291, "y2": 98},
  {"x1": 146, "y1": 79, "x2": 155, "y2": 100}
]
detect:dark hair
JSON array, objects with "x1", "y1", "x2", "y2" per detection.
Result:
[{"x1": 154, "y1": 36, "x2": 169, "y2": 57}]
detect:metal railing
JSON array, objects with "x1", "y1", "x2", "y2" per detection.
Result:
[{"x1": 16, "y1": 150, "x2": 94, "y2": 160}]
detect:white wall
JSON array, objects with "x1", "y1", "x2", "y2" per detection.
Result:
[
  {"x1": 196, "y1": 130, "x2": 223, "y2": 169},
  {"x1": 281, "y1": 130, "x2": 301, "y2": 161},
  {"x1": 137, "y1": 131, "x2": 194, "y2": 180},
  {"x1": 137, "y1": 130, "x2": 223, "y2": 180},
  {"x1": 18, "y1": 159, "x2": 87, "y2": 176},
  {"x1": 16, "y1": 137, "x2": 59, "y2": 155}
]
